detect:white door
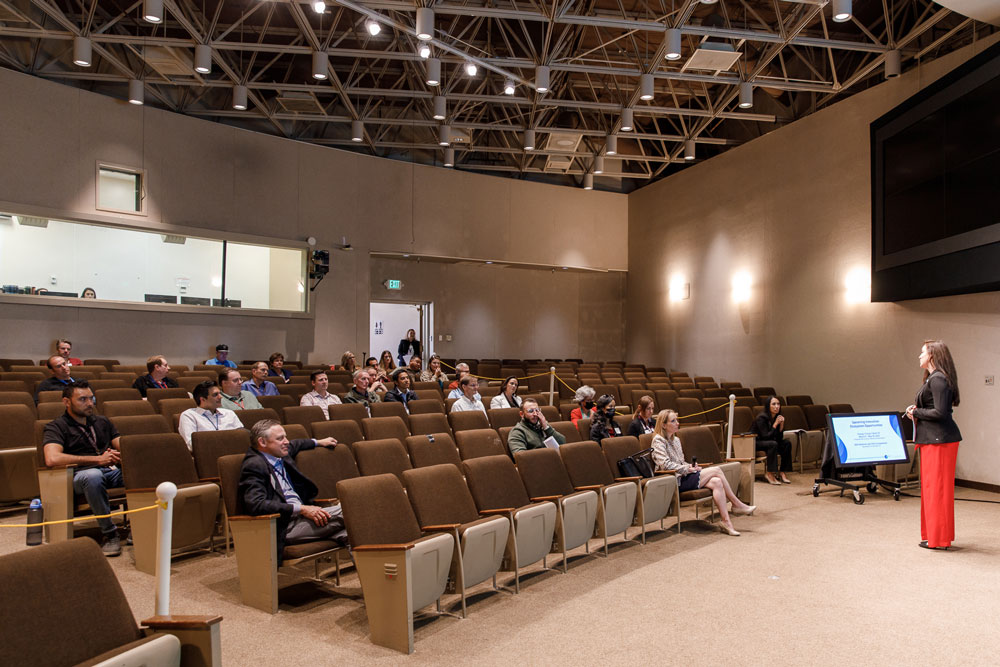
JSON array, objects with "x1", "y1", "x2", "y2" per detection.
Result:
[{"x1": 369, "y1": 302, "x2": 430, "y2": 365}]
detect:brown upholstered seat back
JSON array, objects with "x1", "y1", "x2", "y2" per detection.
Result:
[
  {"x1": 828, "y1": 403, "x2": 854, "y2": 414},
  {"x1": 402, "y1": 464, "x2": 480, "y2": 527},
  {"x1": 234, "y1": 408, "x2": 280, "y2": 430},
  {"x1": 146, "y1": 387, "x2": 192, "y2": 411},
  {"x1": 258, "y1": 394, "x2": 294, "y2": 415},
  {"x1": 454, "y1": 429, "x2": 505, "y2": 460},
  {"x1": 753, "y1": 387, "x2": 777, "y2": 400},
  {"x1": 370, "y1": 401, "x2": 408, "y2": 420},
  {"x1": 803, "y1": 404, "x2": 829, "y2": 431},
  {"x1": 217, "y1": 453, "x2": 245, "y2": 516},
  {"x1": 559, "y1": 441, "x2": 615, "y2": 487},
  {"x1": 296, "y1": 445, "x2": 360, "y2": 498},
  {"x1": 786, "y1": 394, "x2": 813, "y2": 406},
  {"x1": 487, "y1": 407, "x2": 521, "y2": 430},
  {"x1": 336, "y1": 473, "x2": 423, "y2": 547},
  {"x1": 576, "y1": 417, "x2": 592, "y2": 442},
  {"x1": 191, "y1": 428, "x2": 251, "y2": 480},
  {"x1": 327, "y1": 403, "x2": 369, "y2": 426},
  {"x1": 120, "y1": 433, "x2": 199, "y2": 488},
  {"x1": 101, "y1": 400, "x2": 155, "y2": 419},
  {"x1": 654, "y1": 390, "x2": 679, "y2": 412},
  {"x1": 0, "y1": 391, "x2": 36, "y2": 414},
  {"x1": 409, "y1": 412, "x2": 452, "y2": 436},
  {"x1": 781, "y1": 405, "x2": 810, "y2": 430},
  {"x1": 94, "y1": 388, "x2": 142, "y2": 411},
  {"x1": 406, "y1": 433, "x2": 461, "y2": 468},
  {"x1": 514, "y1": 448, "x2": 575, "y2": 498},
  {"x1": 701, "y1": 396, "x2": 730, "y2": 419},
  {"x1": 283, "y1": 406, "x2": 326, "y2": 433},
  {"x1": 111, "y1": 414, "x2": 172, "y2": 437},
  {"x1": 0, "y1": 538, "x2": 141, "y2": 666},
  {"x1": 362, "y1": 416, "x2": 410, "y2": 441},
  {"x1": 677, "y1": 426, "x2": 722, "y2": 464},
  {"x1": 462, "y1": 455, "x2": 531, "y2": 511},
  {"x1": 679, "y1": 389, "x2": 705, "y2": 401},
  {"x1": 407, "y1": 398, "x2": 445, "y2": 415},
  {"x1": 676, "y1": 397, "x2": 705, "y2": 424},
  {"x1": 311, "y1": 419, "x2": 364, "y2": 448},
  {"x1": 0, "y1": 404, "x2": 37, "y2": 450},
  {"x1": 352, "y1": 438, "x2": 412, "y2": 480},
  {"x1": 732, "y1": 406, "x2": 755, "y2": 434},
  {"x1": 599, "y1": 435, "x2": 642, "y2": 476},
  {"x1": 283, "y1": 423, "x2": 310, "y2": 440},
  {"x1": 550, "y1": 420, "x2": 582, "y2": 443},
  {"x1": 448, "y1": 410, "x2": 490, "y2": 432}
]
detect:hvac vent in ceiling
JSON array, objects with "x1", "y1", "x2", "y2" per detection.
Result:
[
  {"x1": 141, "y1": 46, "x2": 196, "y2": 77},
  {"x1": 544, "y1": 131, "x2": 582, "y2": 172},
  {"x1": 275, "y1": 92, "x2": 323, "y2": 114},
  {"x1": 682, "y1": 43, "x2": 742, "y2": 73}
]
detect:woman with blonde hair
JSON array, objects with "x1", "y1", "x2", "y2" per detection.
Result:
[
  {"x1": 651, "y1": 409, "x2": 755, "y2": 536},
  {"x1": 339, "y1": 351, "x2": 357, "y2": 374}
]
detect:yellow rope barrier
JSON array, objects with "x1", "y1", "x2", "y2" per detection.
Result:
[
  {"x1": 438, "y1": 360, "x2": 552, "y2": 382},
  {"x1": 1, "y1": 501, "x2": 166, "y2": 529}
]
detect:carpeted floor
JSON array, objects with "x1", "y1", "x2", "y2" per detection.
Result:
[{"x1": 3, "y1": 473, "x2": 998, "y2": 665}]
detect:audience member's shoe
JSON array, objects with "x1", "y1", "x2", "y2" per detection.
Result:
[
  {"x1": 731, "y1": 505, "x2": 756, "y2": 516},
  {"x1": 780, "y1": 475, "x2": 792, "y2": 484},
  {"x1": 125, "y1": 533, "x2": 133, "y2": 546},
  {"x1": 764, "y1": 475, "x2": 781, "y2": 485},
  {"x1": 720, "y1": 524, "x2": 740, "y2": 536},
  {"x1": 102, "y1": 535, "x2": 122, "y2": 557}
]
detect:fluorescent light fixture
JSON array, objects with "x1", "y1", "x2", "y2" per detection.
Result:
[
  {"x1": 832, "y1": 0, "x2": 852, "y2": 22},
  {"x1": 419, "y1": 43, "x2": 431, "y2": 59},
  {"x1": 885, "y1": 49, "x2": 901, "y2": 78},
  {"x1": 464, "y1": 61, "x2": 477, "y2": 76},
  {"x1": 739, "y1": 82, "x2": 753, "y2": 108},
  {"x1": 312, "y1": 51, "x2": 328, "y2": 79},
  {"x1": 439, "y1": 124, "x2": 450, "y2": 146},
  {"x1": 143, "y1": 0, "x2": 163, "y2": 23},
  {"x1": 524, "y1": 129, "x2": 535, "y2": 151},
  {"x1": 366, "y1": 19, "x2": 380, "y2": 36},
  {"x1": 503, "y1": 78, "x2": 515, "y2": 95},
  {"x1": 606, "y1": 134, "x2": 617, "y2": 155},
  {"x1": 620, "y1": 108, "x2": 633, "y2": 132},
  {"x1": 665, "y1": 28, "x2": 682, "y2": 60},
  {"x1": 583, "y1": 173, "x2": 594, "y2": 190},
  {"x1": 312, "y1": 1, "x2": 325, "y2": 13},
  {"x1": 684, "y1": 139, "x2": 695, "y2": 160},
  {"x1": 233, "y1": 84, "x2": 248, "y2": 110},
  {"x1": 194, "y1": 44, "x2": 212, "y2": 74},
  {"x1": 845, "y1": 267, "x2": 871, "y2": 303},
  {"x1": 444, "y1": 147, "x2": 455, "y2": 167},
  {"x1": 594, "y1": 155, "x2": 604, "y2": 174},
  {"x1": 426, "y1": 57, "x2": 440, "y2": 86},
  {"x1": 73, "y1": 36, "x2": 92, "y2": 67},
  {"x1": 731, "y1": 271, "x2": 752, "y2": 304},
  {"x1": 535, "y1": 65, "x2": 550, "y2": 93},
  {"x1": 639, "y1": 73, "x2": 654, "y2": 100},
  {"x1": 432, "y1": 95, "x2": 446, "y2": 120},
  {"x1": 128, "y1": 79, "x2": 144, "y2": 105},
  {"x1": 351, "y1": 119, "x2": 364, "y2": 142},
  {"x1": 415, "y1": 7, "x2": 434, "y2": 40}
]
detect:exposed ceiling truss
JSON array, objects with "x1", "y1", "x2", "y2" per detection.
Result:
[{"x1": 0, "y1": 0, "x2": 993, "y2": 191}]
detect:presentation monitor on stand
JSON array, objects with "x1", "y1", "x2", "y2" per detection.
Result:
[{"x1": 813, "y1": 411, "x2": 910, "y2": 504}]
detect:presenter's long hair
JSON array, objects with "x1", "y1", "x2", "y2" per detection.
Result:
[{"x1": 923, "y1": 340, "x2": 960, "y2": 406}]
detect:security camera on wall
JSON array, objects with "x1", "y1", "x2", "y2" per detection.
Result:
[{"x1": 309, "y1": 249, "x2": 330, "y2": 291}]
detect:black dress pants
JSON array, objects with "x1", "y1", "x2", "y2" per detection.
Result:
[{"x1": 756, "y1": 439, "x2": 792, "y2": 473}]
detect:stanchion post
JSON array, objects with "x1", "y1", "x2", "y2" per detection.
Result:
[
  {"x1": 726, "y1": 394, "x2": 736, "y2": 459},
  {"x1": 549, "y1": 367, "x2": 556, "y2": 406},
  {"x1": 154, "y1": 481, "x2": 177, "y2": 617}
]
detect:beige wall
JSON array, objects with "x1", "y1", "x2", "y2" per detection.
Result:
[
  {"x1": 0, "y1": 68, "x2": 627, "y2": 365},
  {"x1": 626, "y1": 36, "x2": 1000, "y2": 485}
]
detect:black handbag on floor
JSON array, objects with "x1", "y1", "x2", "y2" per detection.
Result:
[{"x1": 618, "y1": 448, "x2": 655, "y2": 479}]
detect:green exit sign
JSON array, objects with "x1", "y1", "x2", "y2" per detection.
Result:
[{"x1": 384, "y1": 279, "x2": 403, "y2": 290}]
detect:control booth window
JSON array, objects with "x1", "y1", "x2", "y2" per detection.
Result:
[{"x1": 0, "y1": 212, "x2": 307, "y2": 313}]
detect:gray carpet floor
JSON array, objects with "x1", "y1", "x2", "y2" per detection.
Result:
[{"x1": 3, "y1": 473, "x2": 998, "y2": 665}]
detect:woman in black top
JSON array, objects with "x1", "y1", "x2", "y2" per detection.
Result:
[
  {"x1": 590, "y1": 395, "x2": 623, "y2": 443},
  {"x1": 753, "y1": 396, "x2": 792, "y2": 485},
  {"x1": 905, "y1": 340, "x2": 962, "y2": 550},
  {"x1": 627, "y1": 395, "x2": 656, "y2": 437}
]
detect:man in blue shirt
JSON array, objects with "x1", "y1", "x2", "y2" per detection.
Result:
[
  {"x1": 205, "y1": 344, "x2": 237, "y2": 368},
  {"x1": 242, "y1": 361, "x2": 279, "y2": 397}
]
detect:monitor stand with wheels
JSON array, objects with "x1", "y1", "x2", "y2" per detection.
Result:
[{"x1": 812, "y1": 416, "x2": 904, "y2": 505}]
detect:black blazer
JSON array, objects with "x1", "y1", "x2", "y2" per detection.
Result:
[
  {"x1": 913, "y1": 371, "x2": 962, "y2": 444},
  {"x1": 131, "y1": 374, "x2": 179, "y2": 398},
  {"x1": 397, "y1": 338, "x2": 421, "y2": 358},
  {"x1": 590, "y1": 417, "x2": 623, "y2": 444},
  {"x1": 384, "y1": 387, "x2": 418, "y2": 405},
  {"x1": 753, "y1": 411, "x2": 783, "y2": 442},
  {"x1": 626, "y1": 417, "x2": 654, "y2": 437},
  {"x1": 237, "y1": 438, "x2": 319, "y2": 563}
]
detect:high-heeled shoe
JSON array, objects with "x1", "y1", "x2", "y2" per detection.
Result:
[
  {"x1": 720, "y1": 524, "x2": 740, "y2": 536},
  {"x1": 764, "y1": 475, "x2": 781, "y2": 486},
  {"x1": 731, "y1": 505, "x2": 756, "y2": 516},
  {"x1": 780, "y1": 476, "x2": 792, "y2": 484}
]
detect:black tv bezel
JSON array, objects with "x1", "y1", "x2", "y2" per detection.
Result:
[
  {"x1": 826, "y1": 411, "x2": 911, "y2": 468},
  {"x1": 870, "y1": 41, "x2": 1000, "y2": 303}
]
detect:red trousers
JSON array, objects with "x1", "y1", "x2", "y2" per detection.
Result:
[{"x1": 917, "y1": 441, "x2": 959, "y2": 548}]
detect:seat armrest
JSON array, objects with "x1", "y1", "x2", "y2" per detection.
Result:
[
  {"x1": 314, "y1": 497, "x2": 338, "y2": 504},
  {"x1": 573, "y1": 484, "x2": 603, "y2": 492},
  {"x1": 479, "y1": 508, "x2": 515, "y2": 516},
  {"x1": 421, "y1": 523, "x2": 461, "y2": 532},
  {"x1": 354, "y1": 543, "x2": 415, "y2": 551},
  {"x1": 142, "y1": 615, "x2": 223, "y2": 630},
  {"x1": 228, "y1": 514, "x2": 279, "y2": 521},
  {"x1": 198, "y1": 476, "x2": 221, "y2": 483},
  {"x1": 529, "y1": 494, "x2": 562, "y2": 502},
  {"x1": 37, "y1": 464, "x2": 74, "y2": 471},
  {"x1": 654, "y1": 469, "x2": 677, "y2": 475},
  {"x1": 727, "y1": 458, "x2": 753, "y2": 463},
  {"x1": 615, "y1": 476, "x2": 641, "y2": 482}
]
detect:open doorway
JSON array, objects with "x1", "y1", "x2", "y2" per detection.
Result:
[{"x1": 369, "y1": 301, "x2": 433, "y2": 366}]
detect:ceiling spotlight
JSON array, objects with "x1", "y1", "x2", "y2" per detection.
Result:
[
  {"x1": 143, "y1": 0, "x2": 163, "y2": 23},
  {"x1": 194, "y1": 44, "x2": 212, "y2": 74},
  {"x1": 700, "y1": 0, "x2": 718, "y2": 4},
  {"x1": 415, "y1": 7, "x2": 434, "y2": 40},
  {"x1": 128, "y1": 79, "x2": 144, "y2": 105},
  {"x1": 832, "y1": 0, "x2": 852, "y2": 22},
  {"x1": 885, "y1": 49, "x2": 901, "y2": 78},
  {"x1": 464, "y1": 61, "x2": 478, "y2": 76},
  {"x1": 583, "y1": 173, "x2": 594, "y2": 190},
  {"x1": 233, "y1": 84, "x2": 248, "y2": 110},
  {"x1": 738, "y1": 82, "x2": 753, "y2": 108},
  {"x1": 503, "y1": 78, "x2": 516, "y2": 95},
  {"x1": 439, "y1": 124, "x2": 451, "y2": 146},
  {"x1": 606, "y1": 134, "x2": 617, "y2": 156},
  {"x1": 594, "y1": 155, "x2": 604, "y2": 174},
  {"x1": 535, "y1": 65, "x2": 550, "y2": 93},
  {"x1": 684, "y1": 139, "x2": 695, "y2": 161},
  {"x1": 444, "y1": 147, "x2": 455, "y2": 167},
  {"x1": 426, "y1": 57, "x2": 441, "y2": 86},
  {"x1": 351, "y1": 120, "x2": 364, "y2": 142},
  {"x1": 524, "y1": 129, "x2": 535, "y2": 151},
  {"x1": 312, "y1": 50, "x2": 328, "y2": 79},
  {"x1": 312, "y1": 1, "x2": 325, "y2": 13},
  {"x1": 432, "y1": 95, "x2": 446, "y2": 120},
  {"x1": 639, "y1": 73, "x2": 654, "y2": 101},
  {"x1": 620, "y1": 108, "x2": 634, "y2": 132},
  {"x1": 365, "y1": 19, "x2": 381, "y2": 36},
  {"x1": 665, "y1": 28, "x2": 682, "y2": 61},
  {"x1": 419, "y1": 43, "x2": 431, "y2": 59},
  {"x1": 73, "y1": 36, "x2": 92, "y2": 67}
]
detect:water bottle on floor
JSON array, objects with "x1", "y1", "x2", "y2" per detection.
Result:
[{"x1": 26, "y1": 498, "x2": 43, "y2": 546}]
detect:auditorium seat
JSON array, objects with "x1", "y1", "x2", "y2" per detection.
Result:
[
  {"x1": 753, "y1": 387, "x2": 778, "y2": 403},
  {"x1": 678, "y1": 388, "x2": 705, "y2": 401},
  {"x1": 487, "y1": 407, "x2": 521, "y2": 430},
  {"x1": 282, "y1": 406, "x2": 326, "y2": 435},
  {"x1": 101, "y1": 400, "x2": 155, "y2": 419},
  {"x1": 83, "y1": 358, "x2": 119, "y2": 370},
  {"x1": 678, "y1": 425, "x2": 749, "y2": 505},
  {"x1": 327, "y1": 403, "x2": 368, "y2": 428},
  {"x1": 780, "y1": 405, "x2": 824, "y2": 472},
  {"x1": 362, "y1": 416, "x2": 410, "y2": 442},
  {"x1": 191, "y1": 429, "x2": 252, "y2": 482},
  {"x1": 454, "y1": 429, "x2": 506, "y2": 460},
  {"x1": 112, "y1": 414, "x2": 173, "y2": 437},
  {"x1": 147, "y1": 387, "x2": 193, "y2": 411},
  {"x1": 370, "y1": 401, "x2": 409, "y2": 421},
  {"x1": 448, "y1": 410, "x2": 490, "y2": 433},
  {"x1": 405, "y1": 433, "x2": 462, "y2": 468},
  {"x1": 100, "y1": 372, "x2": 139, "y2": 383},
  {"x1": 407, "y1": 398, "x2": 444, "y2": 415},
  {"x1": 352, "y1": 438, "x2": 412, "y2": 480},
  {"x1": 234, "y1": 408, "x2": 279, "y2": 430},
  {"x1": 311, "y1": 420, "x2": 364, "y2": 448},
  {"x1": 720, "y1": 382, "x2": 742, "y2": 389},
  {"x1": 178, "y1": 377, "x2": 211, "y2": 394},
  {"x1": 559, "y1": 441, "x2": 638, "y2": 554},
  {"x1": 0, "y1": 404, "x2": 39, "y2": 502},
  {"x1": 0, "y1": 358, "x2": 34, "y2": 370},
  {"x1": 654, "y1": 390, "x2": 679, "y2": 412},
  {"x1": 158, "y1": 398, "x2": 197, "y2": 429},
  {"x1": 786, "y1": 394, "x2": 813, "y2": 406},
  {"x1": 408, "y1": 413, "x2": 452, "y2": 437},
  {"x1": 829, "y1": 403, "x2": 855, "y2": 414},
  {"x1": 295, "y1": 442, "x2": 360, "y2": 498},
  {"x1": 36, "y1": 401, "x2": 66, "y2": 420},
  {"x1": 576, "y1": 417, "x2": 592, "y2": 442},
  {"x1": 258, "y1": 394, "x2": 295, "y2": 416},
  {"x1": 549, "y1": 420, "x2": 582, "y2": 443},
  {"x1": 599, "y1": 435, "x2": 679, "y2": 542},
  {"x1": 94, "y1": 388, "x2": 142, "y2": 412},
  {"x1": 0, "y1": 390, "x2": 36, "y2": 415},
  {"x1": 704, "y1": 388, "x2": 729, "y2": 399},
  {"x1": 275, "y1": 384, "x2": 305, "y2": 402},
  {"x1": 803, "y1": 404, "x2": 830, "y2": 431}
]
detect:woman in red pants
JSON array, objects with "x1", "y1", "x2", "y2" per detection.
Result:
[{"x1": 906, "y1": 340, "x2": 961, "y2": 550}]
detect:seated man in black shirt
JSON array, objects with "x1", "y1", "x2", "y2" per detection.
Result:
[
  {"x1": 42, "y1": 381, "x2": 124, "y2": 556},
  {"x1": 384, "y1": 368, "x2": 418, "y2": 409},
  {"x1": 35, "y1": 355, "x2": 77, "y2": 403},
  {"x1": 237, "y1": 419, "x2": 346, "y2": 564},
  {"x1": 131, "y1": 355, "x2": 179, "y2": 398}
]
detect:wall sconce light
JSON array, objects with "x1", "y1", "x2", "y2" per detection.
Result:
[
  {"x1": 669, "y1": 275, "x2": 689, "y2": 301},
  {"x1": 845, "y1": 267, "x2": 871, "y2": 304},
  {"x1": 731, "y1": 271, "x2": 752, "y2": 304}
]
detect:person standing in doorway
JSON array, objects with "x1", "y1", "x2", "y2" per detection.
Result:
[{"x1": 397, "y1": 328, "x2": 421, "y2": 366}]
